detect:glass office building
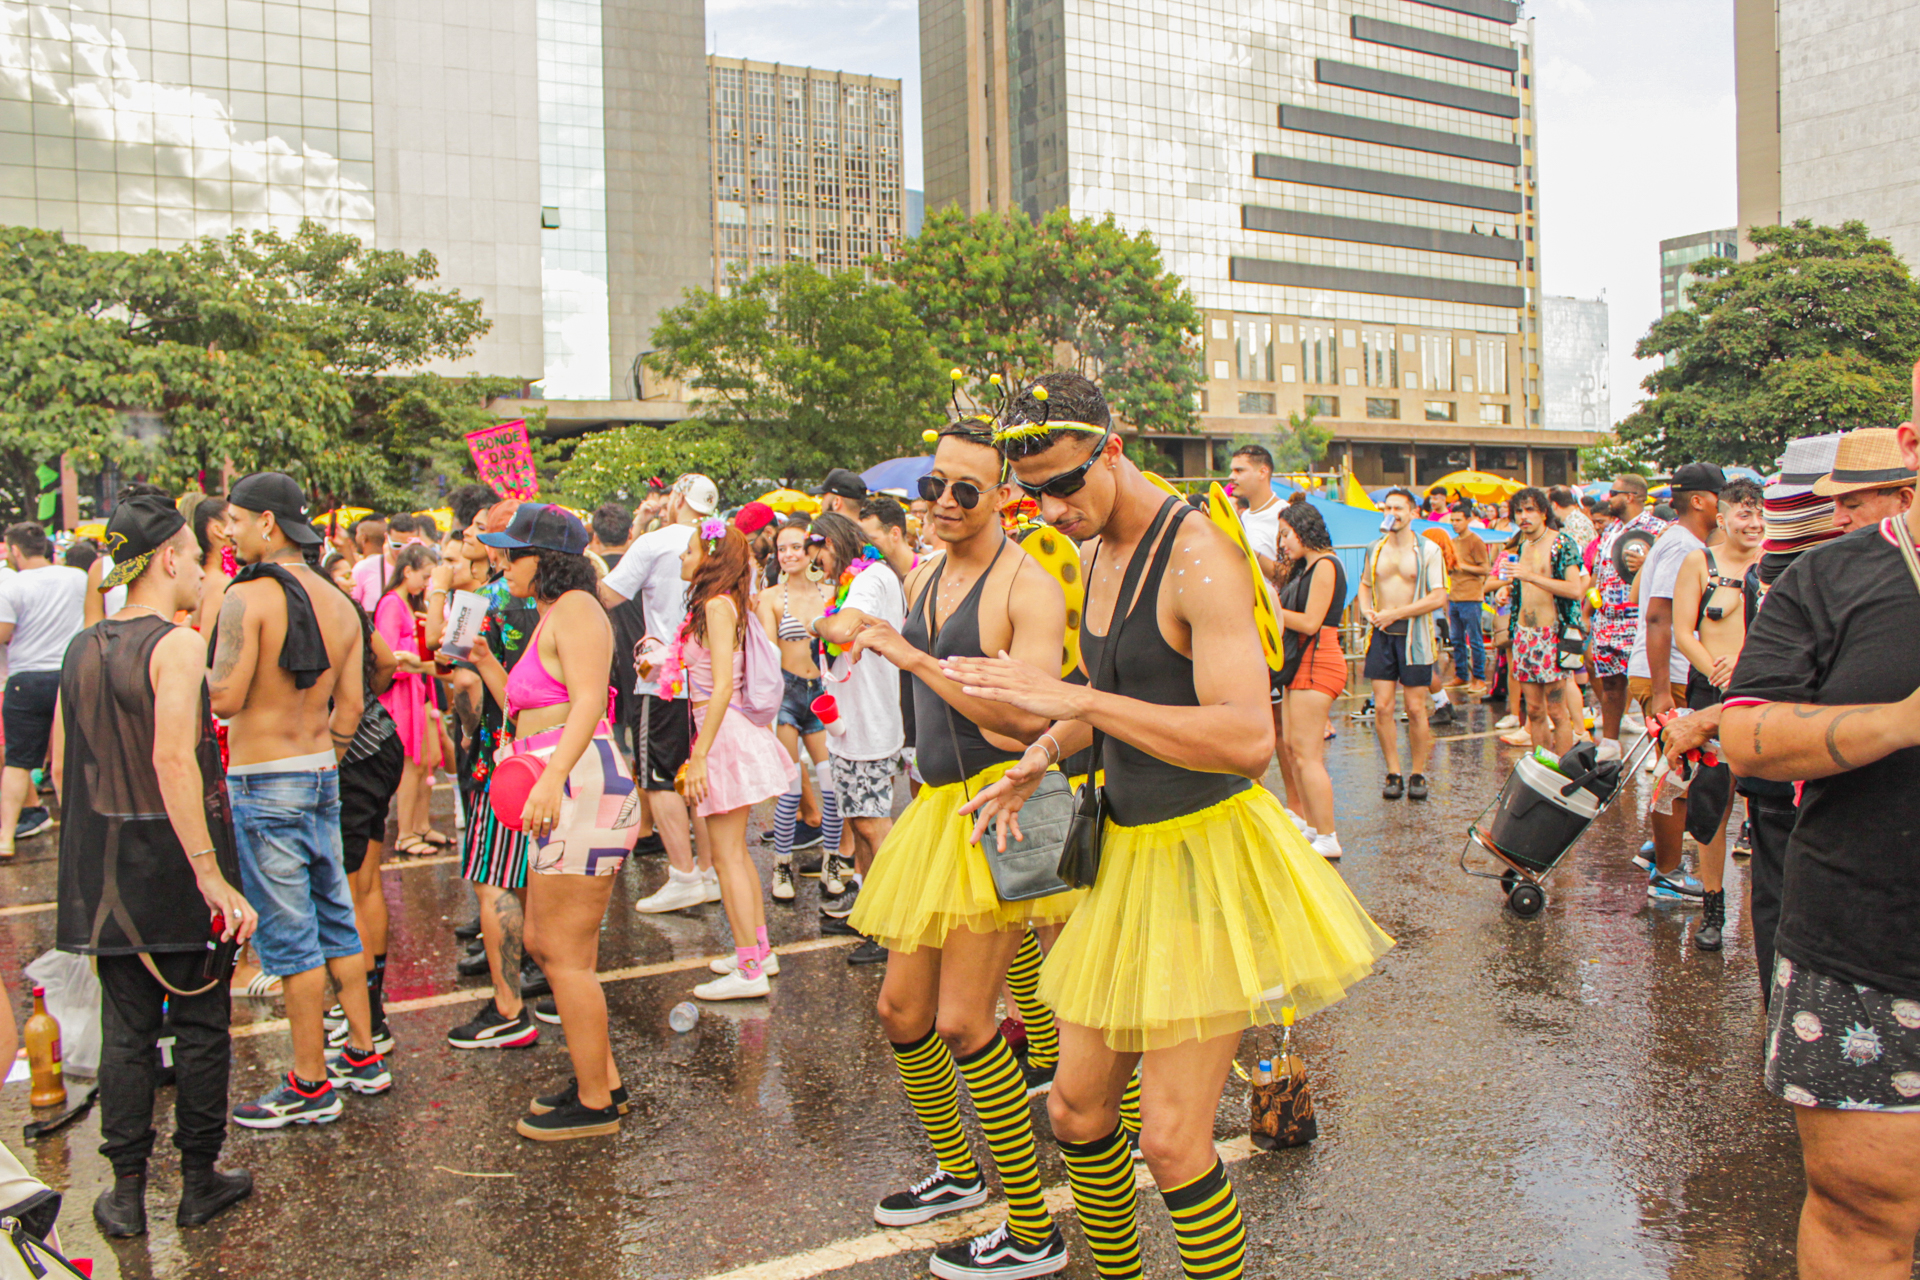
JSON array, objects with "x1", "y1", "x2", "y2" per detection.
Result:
[
  {"x1": 1658, "y1": 227, "x2": 1735, "y2": 315},
  {"x1": 923, "y1": 0, "x2": 1591, "y2": 484}
]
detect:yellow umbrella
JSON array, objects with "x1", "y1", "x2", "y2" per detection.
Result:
[
  {"x1": 1426, "y1": 470, "x2": 1523, "y2": 502},
  {"x1": 74, "y1": 521, "x2": 107, "y2": 542},
  {"x1": 759, "y1": 488, "x2": 820, "y2": 515},
  {"x1": 314, "y1": 506, "x2": 373, "y2": 538},
  {"x1": 413, "y1": 507, "x2": 455, "y2": 536}
]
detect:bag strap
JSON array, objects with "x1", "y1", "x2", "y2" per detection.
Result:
[
  {"x1": 1890, "y1": 517, "x2": 1920, "y2": 597},
  {"x1": 1079, "y1": 498, "x2": 1185, "y2": 784}
]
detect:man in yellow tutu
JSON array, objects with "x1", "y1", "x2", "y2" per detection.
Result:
[
  {"x1": 953, "y1": 372, "x2": 1394, "y2": 1280},
  {"x1": 816, "y1": 415, "x2": 1078, "y2": 1279}
]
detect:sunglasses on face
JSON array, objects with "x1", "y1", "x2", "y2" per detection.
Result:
[
  {"x1": 918, "y1": 474, "x2": 986, "y2": 510},
  {"x1": 1012, "y1": 430, "x2": 1110, "y2": 500},
  {"x1": 507, "y1": 546, "x2": 539, "y2": 561}
]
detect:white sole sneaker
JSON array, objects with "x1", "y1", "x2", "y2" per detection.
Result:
[
  {"x1": 1311, "y1": 834, "x2": 1343, "y2": 861},
  {"x1": 702, "y1": 872, "x2": 723, "y2": 904},
  {"x1": 873, "y1": 1182, "x2": 990, "y2": 1227},
  {"x1": 708, "y1": 951, "x2": 781, "y2": 977},
  {"x1": 692, "y1": 970, "x2": 771, "y2": 1001},
  {"x1": 634, "y1": 876, "x2": 708, "y2": 914}
]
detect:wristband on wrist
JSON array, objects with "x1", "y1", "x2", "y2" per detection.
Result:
[
  {"x1": 1037, "y1": 732, "x2": 1061, "y2": 764},
  {"x1": 187, "y1": 848, "x2": 216, "y2": 859}
]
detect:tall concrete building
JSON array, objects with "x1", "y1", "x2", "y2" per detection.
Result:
[
  {"x1": 1540, "y1": 293, "x2": 1608, "y2": 433},
  {"x1": 1658, "y1": 228, "x2": 1736, "y2": 315},
  {"x1": 1735, "y1": 0, "x2": 1920, "y2": 265},
  {"x1": 705, "y1": 57, "x2": 906, "y2": 290},
  {"x1": 920, "y1": 0, "x2": 1593, "y2": 487},
  {"x1": 1, "y1": 0, "x2": 708, "y2": 419}
]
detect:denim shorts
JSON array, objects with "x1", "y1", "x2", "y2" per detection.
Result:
[
  {"x1": 779, "y1": 670, "x2": 825, "y2": 735},
  {"x1": 229, "y1": 768, "x2": 363, "y2": 978}
]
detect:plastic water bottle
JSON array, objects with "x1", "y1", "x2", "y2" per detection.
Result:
[
  {"x1": 1252, "y1": 1058, "x2": 1274, "y2": 1086},
  {"x1": 668, "y1": 1001, "x2": 700, "y2": 1033}
]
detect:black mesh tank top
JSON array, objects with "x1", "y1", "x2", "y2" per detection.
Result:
[
  {"x1": 1080, "y1": 503, "x2": 1251, "y2": 826},
  {"x1": 902, "y1": 539, "x2": 1022, "y2": 787}
]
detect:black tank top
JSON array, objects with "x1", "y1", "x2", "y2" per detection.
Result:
[
  {"x1": 903, "y1": 540, "x2": 1023, "y2": 787},
  {"x1": 1282, "y1": 553, "x2": 1347, "y2": 633},
  {"x1": 1081, "y1": 502, "x2": 1251, "y2": 826}
]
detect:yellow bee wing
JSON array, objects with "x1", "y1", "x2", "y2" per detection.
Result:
[
  {"x1": 1207, "y1": 482, "x2": 1285, "y2": 671},
  {"x1": 1142, "y1": 471, "x2": 1183, "y2": 499},
  {"x1": 1018, "y1": 523, "x2": 1086, "y2": 676}
]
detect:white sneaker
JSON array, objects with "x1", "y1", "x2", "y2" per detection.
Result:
[
  {"x1": 1284, "y1": 809, "x2": 1317, "y2": 840},
  {"x1": 1621, "y1": 713, "x2": 1646, "y2": 734},
  {"x1": 771, "y1": 859, "x2": 796, "y2": 901},
  {"x1": 708, "y1": 951, "x2": 780, "y2": 977},
  {"x1": 693, "y1": 969, "x2": 771, "y2": 1001},
  {"x1": 822, "y1": 853, "x2": 851, "y2": 897},
  {"x1": 634, "y1": 869, "x2": 707, "y2": 914},
  {"x1": 701, "y1": 868, "x2": 723, "y2": 903},
  {"x1": 1311, "y1": 832, "x2": 1343, "y2": 861},
  {"x1": 1596, "y1": 738, "x2": 1623, "y2": 762},
  {"x1": 1495, "y1": 714, "x2": 1520, "y2": 730}
]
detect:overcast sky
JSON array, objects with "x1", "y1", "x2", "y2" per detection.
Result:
[{"x1": 707, "y1": 0, "x2": 1738, "y2": 427}]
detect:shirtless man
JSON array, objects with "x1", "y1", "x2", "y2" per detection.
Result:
[
  {"x1": 211, "y1": 473, "x2": 387, "y2": 1128},
  {"x1": 1500, "y1": 487, "x2": 1588, "y2": 756},
  {"x1": 1356, "y1": 488, "x2": 1448, "y2": 799}
]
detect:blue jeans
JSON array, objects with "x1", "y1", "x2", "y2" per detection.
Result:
[
  {"x1": 229, "y1": 768, "x2": 362, "y2": 978},
  {"x1": 1448, "y1": 599, "x2": 1486, "y2": 682}
]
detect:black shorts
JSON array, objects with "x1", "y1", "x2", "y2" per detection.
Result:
[
  {"x1": 1362, "y1": 629, "x2": 1431, "y2": 688},
  {"x1": 2, "y1": 671, "x2": 61, "y2": 771},
  {"x1": 338, "y1": 731, "x2": 405, "y2": 874},
  {"x1": 638, "y1": 694, "x2": 692, "y2": 792}
]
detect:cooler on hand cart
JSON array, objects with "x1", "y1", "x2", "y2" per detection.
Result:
[{"x1": 1459, "y1": 734, "x2": 1659, "y2": 918}]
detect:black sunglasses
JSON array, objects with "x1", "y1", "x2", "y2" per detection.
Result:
[
  {"x1": 1012, "y1": 430, "x2": 1110, "y2": 500},
  {"x1": 506, "y1": 545, "x2": 539, "y2": 560},
  {"x1": 918, "y1": 474, "x2": 986, "y2": 510}
]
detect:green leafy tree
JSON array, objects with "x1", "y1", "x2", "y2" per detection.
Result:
[
  {"x1": 878, "y1": 207, "x2": 1204, "y2": 434},
  {"x1": 559, "y1": 419, "x2": 758, "y2": 507},
  {"x1": 1616, "y1": 219, "x2": 1920, "y2": 470},
  {"x1": 1579, "y1": 432, "x2": 1657, "y2": 479},
  {"x1": 1260, "y1": 411, "x2": 1333, "y2": 473},
  {"x1": 646, "y1": 263, "x2": 946, "y2": 485}
]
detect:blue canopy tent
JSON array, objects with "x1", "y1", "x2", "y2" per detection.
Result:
[{"x1": 861, "y1": 455, "x2": 934, "y2": 495}]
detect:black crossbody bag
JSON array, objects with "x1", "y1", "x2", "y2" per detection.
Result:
[{"x1": 1056, "y1": 499, "x2": 1183, "y2": 890}]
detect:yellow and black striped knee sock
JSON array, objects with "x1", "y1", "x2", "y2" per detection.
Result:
[
  {"x1": 1118, "y1": 1072, "x2": 1142, "y2": 1142},
  {"x1": 1005, "y1": 931, "x2": 1058, "y2": 1071},
  {"x1": 1160, "y1": 1158, "x2": 1246, "y2": 1279},
  {"x1": 1057, "y1": 1125, "x2": 1143, "y2": 1279},
  {"x1": 953, "y1": 1033, "x2": 1054, "y2": 1247},
  {"x1": 890, "y1": 1029, "x2": 980, "y2": 1182}
]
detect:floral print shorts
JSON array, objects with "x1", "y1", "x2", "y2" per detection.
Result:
[
  {"x1": 1510, "y1": 624, "x2": 1564, "y2": 686},
  {"x1": 1764, "y1": 955, "x2": 1920, "y2": 1111}
]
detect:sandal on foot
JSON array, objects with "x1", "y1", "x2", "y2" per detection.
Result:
[
  {"x1": 422, "y1": 829, "x2": 454, "y2": 847},
  {"x1": 394, "y1": 835, "x2": 436, "y2": 858},
  {"x1": 232, "y1": 971, "x2": 282, "y2": 999}
]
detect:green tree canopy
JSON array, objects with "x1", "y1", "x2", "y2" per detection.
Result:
[
  {"x1": 877, "y1": 207, "x2": 1204, "y2": 434},
  {"x1": 645, "y1": 262, "x2": 946, "y2": 485},
  {"x1": 1616, "y1": 219, "x2": 1920, "y2": 470},
  {"x1": 558, "y1": 419, "x2": 757, "y2": 508}
]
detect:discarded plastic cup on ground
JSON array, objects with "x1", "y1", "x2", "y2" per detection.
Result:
[
  {"x1": 441, "y1": 590, "x2": 489, "y2": 659},
  {"x1": 669, "y1": 1001, "x2": 700, "y2": 1033},
  {"x1": 811, "y1": 692, "x2": 847, "y2": 737}
]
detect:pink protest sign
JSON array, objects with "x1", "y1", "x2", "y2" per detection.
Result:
[{"x1": 466, "y1": 420, "x2": 538, "y2": 499}]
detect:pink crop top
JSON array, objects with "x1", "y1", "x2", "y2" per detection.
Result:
[{"x1": 505, "y1": 618, "x2": 571, "y2": 717}]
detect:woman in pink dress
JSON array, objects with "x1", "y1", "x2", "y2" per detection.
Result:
[
  {"x1": 664, "y1": 522, "x2": 796, "y2": 1001},
  {"x1": 373, "y1": 543, "x2": 443, "y2": 855}
]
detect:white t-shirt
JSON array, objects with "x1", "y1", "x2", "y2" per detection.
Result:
[
  {"x1": 1628, "y1": 523, "x2": 1706, "y2": 684},
  {"x1": 822, "y1": 565, "x2": 906, "y2": 761},
  {"x1": 0, "y1": 564, "x2": 88, "y2": 673},
  {"x1": 1240, "y1": 496, "x2": 1282, "y2": 563},
  {"x1": 603, "y1": 522, "x2": 695, "y2": 698}
]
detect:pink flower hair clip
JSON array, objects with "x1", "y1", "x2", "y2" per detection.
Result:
[{"x1": 699, "y1": 516, "x2": 726, "y2": 550}]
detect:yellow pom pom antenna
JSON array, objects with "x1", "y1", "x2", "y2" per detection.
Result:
[
  {"x1": 990, "y1": 419, "x2": 1106, "y2": 445},
  {"x1": 989, "y1": 374, "x2": 1002, "y2": 386},
  {"x1": 1033, "y1": 386, "x2": 1049, "y2": 402},
  {"x1": 949, "y1": 367, "x2": 964, "y2": 381},
  {"x1": 922, "y1": 428, "x2": 939, "y2": 444}
]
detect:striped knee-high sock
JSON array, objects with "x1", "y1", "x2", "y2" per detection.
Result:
[
  {"x1": 814, "y1": 759, "x2": 843, "y2": 855},
  {"x1": 773, "y1": 779, "x2": 802, "y2": 862},
  {"x1": 890, "y1": 1029, "x2": 980, "y2": 1181},
  {"x1": 1058, "y1": 1125, "x2": 1143, "y2": 1279},
  {"x1": 1160, "y1": 1158, "x2": 1246, "y2": 1280},
  {"x1": 953, "y1": 1033, "x2": 1054, "y2": 1247},
  {"x1": 1118, "y1": 1072, "x2": 1142, "y2": 1142},
  {"x1": 1005, "y1": 931, "x2": 1058, "y2": 1071}
]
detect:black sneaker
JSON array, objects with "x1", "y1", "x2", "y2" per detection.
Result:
[
  {"x1": 531, "y1": 996, "x2": 560, "y2": 1025},
  {"x1": 822, "y1": 881, "x2": 860, "y2": 920},
  {"x1": 326, "y1": 1017, "x2": 395, "y2": 1054},
  {"x1": 848, "y1": 938, "x2": 888, "y2": 965},
  {"x1": 1382, "y1": 773, "x2": 1405, "y2": 800},
  {"x1": 447, "y1": 1001, "x2": 540, "y2": 1049},
  {"x1": 631, "y1": 832, "x2": 666, "y2": 858},
  {"x1": 1407, "y1": 773, "x2": 1429, "y2": 800},
  {"x1": 758, "y1": 826, "x2": 777, "y2": 846},
  {"x1": 530, "y1": 1077, "x2": 631, "y2": 1116},
  {"x1": 13, "y1": 807, "x2": 52, "y2": 841},
  {"x1": 930, "y1": 1224, "x2": 1069, "y2": 1279},
  {"x1": 1430, "y1": 702, "x2": 1456, "y2": 727},
  {"x1": 1695, "y1": 889, "x2": 1726, "y2": 952},
  {"x1": 455, "y1": 948, "x2": 491, "y2": 977},
  {"x1": 519, "y1": 959, "x2": 552, "y2": 998},
  {"x1": 515, "y1": 1097, "x2": 620, "y2": 1141},
  {"x1": 453, "y1": 916, "x2": 482, "y2": 941},
  {"x1": 1731, "y1": 821, "x2": 1753, "y2": 859},
  {"x1": 820, "y1": 912, "x2": 862, "y2": 937},
  {"x1": 793, "y1": 820, "x2": 824, "y2": 850},
  {"x1": 873, "y1": 1169, "x2": 989, "y2": 1227},
  {"x1": 797, "y1": 851, "x2": 826, "y2": 877},
  {"x1": 1022, "y1": 1061, "x2": 1056, "y2": 1095}
]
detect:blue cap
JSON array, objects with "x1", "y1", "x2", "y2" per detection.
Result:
[{"x1": 476, "y1": 502, "x2": 589, "y2": 554}]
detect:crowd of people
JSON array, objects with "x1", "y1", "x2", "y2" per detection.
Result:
[{"x1": 1, "y1": 373, "x2": 1917, "y2": 1276}]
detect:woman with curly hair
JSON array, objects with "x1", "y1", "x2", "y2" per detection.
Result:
[{"x1": 667, "y1": 521, "x2": 796, "y2": 1000}]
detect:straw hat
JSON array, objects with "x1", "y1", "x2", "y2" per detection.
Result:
[{"x1": 1811, "y1": 427, "x2": 1917, "y2": 497}]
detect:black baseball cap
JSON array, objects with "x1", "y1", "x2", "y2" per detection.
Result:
[
  {"x1": 99, "y1": 494, "x2": 187, "y2": 590},
  {"x1": 813, "y1": 467, "x2": 867, "y2": 501},
  {"x1": 1670, "y1": 462, "x2": 1727, "y2": 496},
  {"x1": 477, "y1": 502, "x2": 590, "y2": 554},
  {"x1": 228, "y1": 471, "x2": 323, "y2": 545}
]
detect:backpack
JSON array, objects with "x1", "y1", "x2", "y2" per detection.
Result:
[{"x1": 734, "y1": 610, "x2": 784, "y2": 728}]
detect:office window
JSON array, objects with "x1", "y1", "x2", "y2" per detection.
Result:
[
  {"x1": 1476, "y1": 338, "x2": 1509, "y2": 394},
  {"x1": 1366, "y1": 398, "x2": 1399, "y2": 419},
  {"x1": 1213, "y1": 360, "x2": 1229, "y2": 379},
  {"x1": 1300, "y1": 325, "x2": 1338, "y2": 385},
  {"x1": 1234, "y1": 316, "x2": 1272, "y2": 383},
  {"x1": 1211, "y1": 318, "x2": 1228, "y2": 340},
  {"x1": 1424, "y1": 401, "x2": 1456, "y2": 422},
  {"x1": 1418, "y1": 333, "x2": 1453, "y2": 393},
  {"x1": 1238, "y1": 392, "x2": 1276, "y2": 414},
  {"x1": 1304, "y1": 395, "x2": 1339, "y2": 417},
  {"x1": 1279, "y1": 364, "x2": 1297, "y2": 383},
  {"x1": 1480, "y1": 402, "x2": 1511, "y2": 425},
  {"x1": 1361, "y1": 329, "x2": 1398, "y2": 388}
]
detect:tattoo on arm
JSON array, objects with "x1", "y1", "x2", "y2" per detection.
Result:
[
  {"x1": 1753, "y1": 705, "x2": 1773, "y2": 757},
  {"x1": 1825, "y1": 707, "x2": 1869, "y2": 771},
  {"x1": 331, "y1": 727, "x2": 355, "y2": 755},
  {"x1": 211, "y1": 595, "x2": 247, "y2": 682}
]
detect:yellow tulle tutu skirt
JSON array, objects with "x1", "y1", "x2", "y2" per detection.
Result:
[
  {"x1": 1040, "y1": 785, "x2": 1393, "y2": 1052},
  {"x1": 850, "y1": 760, "x2": 1085, "y2": 952}
]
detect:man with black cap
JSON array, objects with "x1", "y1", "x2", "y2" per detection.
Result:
[
  {"x1": 815, "y1": 467, "x2": 868, "y2": 519},
  {"x1": 212, "y1": 472, "x2": 388, "y2": 1128},
  {"x1": 50, "y1": 493, "x2": 257, "y2": 1236},
  {"x1": 1627, "y1": 461, "x2": 1725, "y2": 907}
]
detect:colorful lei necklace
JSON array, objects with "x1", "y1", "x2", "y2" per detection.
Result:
[{"x1": 819, "y1": 546, "x2": 883, "y2": 656}]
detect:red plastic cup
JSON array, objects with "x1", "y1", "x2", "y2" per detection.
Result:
[{"x1": 811, "y1": 693, "x2": 839, "y2": 724}]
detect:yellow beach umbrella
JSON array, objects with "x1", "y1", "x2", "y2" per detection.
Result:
[
  {"x1": 1426, "y1": 470, "x2": 1523, "y2": 502},
  {"x1": 758, "y1": 488, "x2": 820, "y2": 515}
]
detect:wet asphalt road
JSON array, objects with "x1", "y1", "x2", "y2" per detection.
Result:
[{"x1": 0, "y1": 697, "x2": 1832, "y2": 1279}]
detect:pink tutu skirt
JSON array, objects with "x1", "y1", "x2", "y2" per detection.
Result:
[{"x1": 692, "y1": 705, "x2": 797, "y2": 817}]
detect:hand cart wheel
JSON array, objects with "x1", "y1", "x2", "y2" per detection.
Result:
[{"x1": 1507, "y1": 883, "x2": 1547, "y2": 917}]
